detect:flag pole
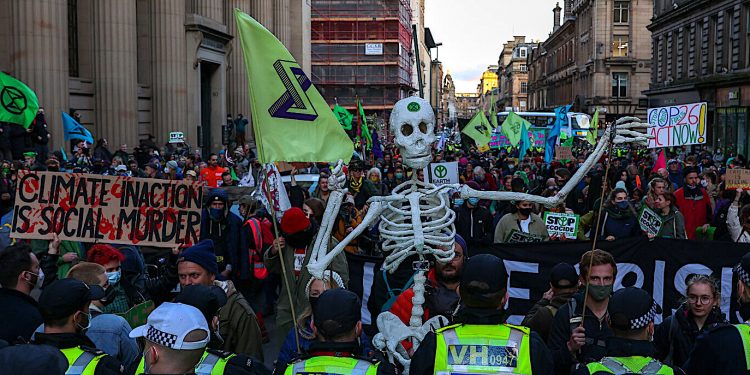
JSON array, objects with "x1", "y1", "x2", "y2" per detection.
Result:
[{"x1": 261, "y1": 168, "x2": 302, "y2": 353}]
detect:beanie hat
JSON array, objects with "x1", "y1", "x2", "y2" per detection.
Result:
[
  {"x1": 454, "y1": 233, "x2": 468, "y2": 258},
  {"x1": 207, "y1": 188, "x2": 228, "y2": 204},
  {"x1": 281, "y1": 207, "x2": 311, "y2": 234},
  {"x1": 178, "y1": 240, "x2": 218, "y2": 275}
]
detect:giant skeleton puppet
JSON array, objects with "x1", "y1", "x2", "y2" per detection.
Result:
[{"x1": 307, "y1": 96, "x2": 652, "y2": 372}]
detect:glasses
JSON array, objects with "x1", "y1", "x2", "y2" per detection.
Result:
[
  {"x1": 688, "y1": 295, "x2": 713, "y2": 305},
  {"x1": 210, "y1": 158, "x2": 218, "y2": 162}
]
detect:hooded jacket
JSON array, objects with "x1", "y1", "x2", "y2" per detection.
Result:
[
  {"x1": 653, "y1": 303, "x2": 728, "y2": 367},
  {"x1": 598, "y1": 203, "x2": 641, "y2": 239},
  {"x1": 657, "y1": 207, "x2": 687, "y2": 239},
  {"x1": 201, "y1": 189, "x2": 242, "y2": 275}
]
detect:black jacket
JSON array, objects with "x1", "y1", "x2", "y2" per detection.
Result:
[
  {"x1": 410, "y1": 307, "x2": 553, "y2": 375},
  {"x1": 682, "y1": 323, "x2": 749, "y2": 374},
  {"x1": 33, "y1": 332, "x2": 123, "y2": 374},
  {"x1": 454, "y1": 204, "x2": 494, "y2": 247},
  {"x1": 653, "y1": 303, "x2": 728, "y2": 368},
  {"x1": 0, "y1": 288, "x2": 42, "y2": 344},
  {"x1": 522, "y1": 291, "x2": 576, "y2": 343},
  {"x1": 547, "y1": 292, "x2": 613, "y2": 375},
  {"x1": 572, "y1": 337, "x2": 684, "y2": 375}
]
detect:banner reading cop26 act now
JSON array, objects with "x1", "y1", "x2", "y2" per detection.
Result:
[{"x1": 11, "y1": 171, "x2": 203, "y2": 247}]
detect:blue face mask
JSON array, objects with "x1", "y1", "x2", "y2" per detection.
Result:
[
  {"x1": 454, "y1": 198, "x2": 464, "y2": 207},
  {"x1": 209, "y1": 208, "x2": 223, "y2": 220},
  {"x1": 616, "y1": 201, "x2": 629, "y2": 209},
  {"x1": 106, "y1": 270, "x2": 121, "y2": 285},
  {"x1": 395, "y1": 173, "x2": 403, "y2": 180},
  {"x1": 467, "y1": 198, "x2": 480, "y2": 206}
]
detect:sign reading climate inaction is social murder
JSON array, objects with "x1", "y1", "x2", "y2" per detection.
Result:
[
  {"x1": 647, "y1": 102, "x2": 708, "y2": 148},
  {"x1": 11, "y1": 171, "x2": 203, "y2": 247}
]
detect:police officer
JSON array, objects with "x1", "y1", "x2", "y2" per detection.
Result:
[
  {"x1": 410, "y1": 253, "x2": 553, "y2": 374},
  {"x1": 33, "y1": 278, "x2": 123, "y2": 374},
  {"x1": 574, "y1": 287, "x2": 678, "y2": 375},
  {"x1": 683, "y1": 252, "x2": 750, "y2": 374},
  {"x1": 282, "y1": 288, "x2": 396, "y2": 375}
]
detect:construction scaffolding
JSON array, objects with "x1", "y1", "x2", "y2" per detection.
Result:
[{"x1": 311, "y1": 0, "x2": 414, "y2": 119}]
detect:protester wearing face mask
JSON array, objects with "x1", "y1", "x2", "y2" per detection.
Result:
[
  {"x1": 33, "y1": 278, "x2": 124, "y2": 374},
  {"x1": 454, "y1": 182, "x2": 494, "y2": 247},
  {"x1": 598, "y1": 188, "x2": 642, "y2": 242},
  {"x1": 62, "y1": 262, "x2": 139, "y2": 369},
  {"x1": 548, "y1": 250, "x2": 616, "y2": 374},
  {"x1": 87, "y1": 244, "x2": 130, "y2": 314},
  {"x1": 494, "y1": 199, "x2": 549, "y2": 243},
  {"x1": 367, "y1": 167, "x2": 389, "y2": 196},
  {"x1": 674, "y1": 167, "x2": 712, "y2": 239},
  {"x1": 0, "y1": 243, "x2": 47, "y2": 343},
  {"x1": 200, "y1": 188, "x2": 242, "y2": 280}
]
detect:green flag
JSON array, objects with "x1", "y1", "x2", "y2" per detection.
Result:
[
  {"x1": 587, "y1": 109, "x2": 599, "y2": 146},
  {"x1": 500, "y1": 112, "x2": 530, "y2": 147},
  {"x1": 488, "y1": 91, "x2": 498, "y2": 128},
  {"x1": 0, "y1": 72, "x2": 39, "y2": 128},
  {"x1": 461, "y1": 111, "x2": 492, "y2": 147},
  {"x1": 562, "y1": 131, "x2": 574, "y2": 147},
  {"x1": 358, "y1": 99, "x2": 372, "y2": 150},
  {"x1": 234, "y1": 9, "x2": 353, "y2": 163},
  {"x1": 332, "y1": 104, "x2": 353, "y2": 131}
]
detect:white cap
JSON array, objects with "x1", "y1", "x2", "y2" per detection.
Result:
[{"x1": 129, "y1": 302, "x2": 210, "y2": 350}]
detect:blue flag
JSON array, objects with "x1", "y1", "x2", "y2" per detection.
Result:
[
  {"x1": 62, "y1": 112, "x2": 94, "y2": 144},
  {"x1": 519, "y1": 123, "x2": 531, "y2": 160},
  {"x1": 371, "y1": 129, "x2": 384, "y2": 160},
  {"x1": 545, "y1": 105, "x2": 572, "y2": 163}
]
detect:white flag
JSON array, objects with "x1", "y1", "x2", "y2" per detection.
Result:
[{"x1": 255, "y1": 164, "x2": 290, "y2": 219}]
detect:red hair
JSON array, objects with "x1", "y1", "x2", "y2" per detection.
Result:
[{"x1": 87, "y1": 244, "x2": 125, "y2": 266}]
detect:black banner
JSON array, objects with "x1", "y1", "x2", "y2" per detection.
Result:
[{"x1": 476, "y1": 237, "x2": 750, "y2": 325}]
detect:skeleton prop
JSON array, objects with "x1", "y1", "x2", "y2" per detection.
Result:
[{"x1": 306, "y1": 96, "x2": 652, "y2": 373}]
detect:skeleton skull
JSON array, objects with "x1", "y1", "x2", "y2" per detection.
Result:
[{"x1": 390, "y1": 97, "x2": 436, "y2": 170}]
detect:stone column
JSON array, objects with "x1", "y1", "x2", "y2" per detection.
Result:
[
  {"x1": 273, "y1": 0, "x2": 291, "y2": 47},
  {"x1": 195, "y1": 0, "x2": 223, "y2": 23},
  {"x1": 251, "y1": 0, "x2": 274, "y2": 31},
  {"x1": 226, "y1": 0, "x2": 251, "y2": 142},
  {"x1": 151, "y1": 0, "x2": 188, "y2": 146},
  {"x1": 92, "y1": 0, "x2": 138, "y2": 148},
  {"x1": 11, "y1": 0, "x2": 69, "y2": 150}
]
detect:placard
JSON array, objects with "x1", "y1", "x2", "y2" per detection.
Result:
[
  {"x1": 505, "y1": 229, "x2": 545, "y2": 243},
  {"x1": 639, "y1": 207, "x2": 663, "y2": 236},
  {"x1": 544, "y1": 212, "x2": 579, "y2": 238},
  {"x1": 428, "y1": 162, "x2": 459, "y2": 185},
  {"x1": 11, "y1": 171, "x2": 203, "y2": 247},
  {"x1": 647, "y1": 102, "x2": 708, "y2": 148},
  {"x1": 555, "y1": 146, "x2": 573, "y2": 161},
  {"x1": 365, "y1": 43, "x2": 383, "y2": 55},
  {"x1": 169, "y1": 131, "x2": 184, "y2": 144},
  {"x1": 725, "y1": 169, "x2": 750, "y2": 190}
]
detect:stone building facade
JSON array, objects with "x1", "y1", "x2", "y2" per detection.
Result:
[
  {"x1": 0, "y1": 0, "x2": 310, "y2": 153},
  {"x1": 528, "y1": 0, "x2": 653, "y2": 121},
  {"x1": 646, "y1": 0, "x2": 750, "y2": 155},
  {"x1": 497, "y1": 36, "x2": 535, "y2": 112}
]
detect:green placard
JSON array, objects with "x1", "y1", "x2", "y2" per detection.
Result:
[
  {"x1": 543, "y1": 212, "x2": 580, "y2": 238},
  {"x1": 115, "y1": 300, "x2": 155, "y2": 328},
  {"x1": 505, "y1": 229, "x2": 545, "y2": 243}
]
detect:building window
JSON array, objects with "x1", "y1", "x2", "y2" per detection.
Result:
[
  {"x1": 519, "y1": 47, "x2": 528, "y2": 58},
  {"x1": 68, "y1": 0, "x2": 79, "y2": 77},
  {"x1": 614, "y1": 1, "x2": 629, "y2": 24},
  {"x1": 521, "y1": 82, "x2": 528, "y2": 94},
  {"x1": 520, "y1": 64, "x2": 528, "y2": 72},
  {"x1": 746, "y1": 6, "x2": 750, "y2": 68},
  {"x1": 611, "y1": 72, "x2": 628, "y2": 97},
  {"x1": 612, "y1": 35, "x2": 629, "y2": 57}
]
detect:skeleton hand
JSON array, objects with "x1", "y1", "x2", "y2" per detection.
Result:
[
  {"x1": 327, "y1": 159, "x2": 347, "y2": 191},
  {"x1": 612, "y1": 116, "x2": 654, "y2": 146},
  {"x1": 373, "y1": 312, "x2": 449, "y2": 371}
]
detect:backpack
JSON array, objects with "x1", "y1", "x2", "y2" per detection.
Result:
[
  {"x1": 244, "y1": 218, "x2": 269, "y2": 280},
  {"x1": 380, "y1": 269, "x2": 417, "y2": 313}
]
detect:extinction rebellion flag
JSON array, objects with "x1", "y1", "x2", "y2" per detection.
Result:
[{"x1": 0, "y1": 72, "x2": 39, "y2": 129}]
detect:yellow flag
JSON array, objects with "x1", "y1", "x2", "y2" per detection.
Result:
[{"x1": 234, "y1": 9, "x2": 353, "y2": 163}]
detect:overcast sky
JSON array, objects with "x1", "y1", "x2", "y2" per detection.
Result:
[{"x1": 425, "y1": 0, "x2": 562, "y2": 93}]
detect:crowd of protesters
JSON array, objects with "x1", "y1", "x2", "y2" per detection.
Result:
[{"x1": 1, "y1": 108, "x2": 750, "y2": 374}]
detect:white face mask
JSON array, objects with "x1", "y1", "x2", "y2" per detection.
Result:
[{"x1": 25, "y1": 269, "x2": 44, "y2": 290}]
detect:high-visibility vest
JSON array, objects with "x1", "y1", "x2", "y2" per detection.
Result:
[
  {"x1": 60, "y1": 346, "x2": 106, "y2": 375},
  {"x1": 735, "y1": 323, "x2": 750, "y2": 370},
  {"x1": 433, "y1": 323, "x2": 533, "y2": 374},
  {"x1": 244, "y1": 217, "x2": 269, "y2": 279},
  {"x1": 585, "y1": 356, "x2": 674, "y2": 374},
  {"x1": 136, "y1": 350, "x2": 235, "y2": 375},
  {"x1": 283, "y1": 356, "x2": 378, "y2": 375}
]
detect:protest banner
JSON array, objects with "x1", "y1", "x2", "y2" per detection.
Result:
[
  {"x1": 490, "y1": 129, "x2": 546, "y2": 149},
  {"x1": 11, "y1": 171, "x2": 203, "y2": 247},
  {"x1": 169, "y1": 131, "x2": 184, "y2": 143},
  {"x1": 647, "y1": 102, "x2": 708, "y2": 148},
  {"x1": 554, "y1": 146, "x2": 573, "y2": 161},
  {"x1": 427, "y1": 162, "x2": 459, "y2": 185},
  {"x1": 505, "y1": 229, "x2": 545, "y2": 243},
  {"x1": 725, "y1": 168, "x2": 750, "y2": 190},
  {"x1": 639, "y1": 207, "x2": 663, "y2": 236},
  {"x1": 544, "y1": 212, "x2": 579, "y2": 238}
]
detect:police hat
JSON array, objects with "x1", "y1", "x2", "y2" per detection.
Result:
[
  {"x1": 734, "y1": 252, "x2": 750, "y2": 286},
  {"x1": 608, "y1": 287, "x2": 661, "y2": 331},
  {"x1": 460, "y1": 254, "x2": 508, "y2": 297},
  {"x1": 174, "y1": 285, "x2": 228, "y2": 325},
  {"x1": 313, "y1": 289, "x2": 361, "y2": 337},
  {"x1": 38, "y1": 279, "x2": 105, "y2": 321}
]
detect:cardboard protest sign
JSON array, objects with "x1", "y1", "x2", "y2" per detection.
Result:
[
  {"x1": 428, "y1": 162, "x2": 459, "y2": 185},
  {"x1": 647, "y1": 102, "x2": 707, "y2": 148},
  {"x1": 11, "y1": 171, "x2": 203, "y2": 247},
  {"x1": 505, "y1": 229, "x2": 545, "y2": 243},
  {"x1": 544, "y1": 212, "x2": 579, "y2": 238},
  {"x1": 725, "y1": 169, "x2": 750, "y2": 190},
  {"x1": 639, "y1": 207, "x2": 663, "y2": 236},
  {"x1": 554, "y1": 146, "x2": 573, "y2": 161}
]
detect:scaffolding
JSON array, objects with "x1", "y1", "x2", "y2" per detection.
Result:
[{"x1": 311, "y1": 0, "x2": 414, "y2": 117}]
